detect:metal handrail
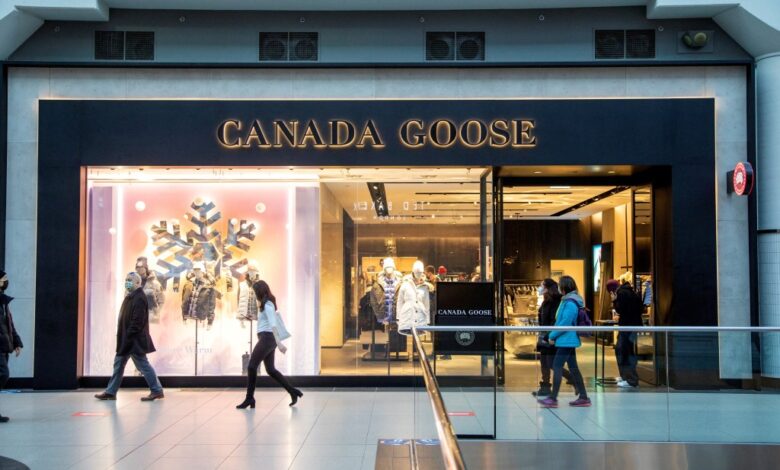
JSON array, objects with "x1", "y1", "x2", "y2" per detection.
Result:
[
  {"x1": 411, "y1": 327, "x2": 468, "y2": 470},
  {"x1": 411, "y1": 324, "x2": 778, "y2": 469},
  {"x1": 417, "y1": 325, "x2": 780, "y2": 332}
]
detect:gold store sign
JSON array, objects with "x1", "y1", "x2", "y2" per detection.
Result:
[{"x1": 217, "y1": 118, "x2": 537, "y2": 150}]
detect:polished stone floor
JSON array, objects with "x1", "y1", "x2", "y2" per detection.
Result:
[{"x1": 0, "y1": 387, "x2": 778, "y2": 470}]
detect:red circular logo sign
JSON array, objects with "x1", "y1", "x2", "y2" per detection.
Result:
[{"x1": 733, "y1": 162, "x2": 754, "y2": 196}]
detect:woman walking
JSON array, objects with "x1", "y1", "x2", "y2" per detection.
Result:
[
  {"x1": 538, "y1": 276, "x2": 591, "y2": 408},
  {"x1": 533, "y1": 278, "x2": 572, "y2": 397},
  {"x1": 236, "y1": 280, "x2": 303, "y2": 409}
]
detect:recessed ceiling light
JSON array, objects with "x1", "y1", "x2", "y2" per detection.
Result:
[
  {"x1": 608, "y1": 170, "x2": 616, "y2": 174},
  {"x1": 533, "y1": 171, "x2": 543, "y2": 174},
  {"x1": 550, "y1": 186, "x2": 571, "y2": 189}
]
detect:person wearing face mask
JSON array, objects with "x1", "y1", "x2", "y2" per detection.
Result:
[
  {"x1": 0, "y1": 270, "x2": 23, "y2": 423},
  {"x1": 95, "y1": 272, "x2": 164, "y2": 402},
  {"x1": 533, "y1": 278, "x2": 572, "y2": 398}
]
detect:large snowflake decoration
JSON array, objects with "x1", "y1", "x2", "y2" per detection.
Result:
[{"x1": 151, "y1": 198, "x2": 257, "y2": 292}]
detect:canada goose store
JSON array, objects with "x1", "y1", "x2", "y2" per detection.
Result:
[{"x1": 0, "y1": 74, "x2": 750, "y2": 389}]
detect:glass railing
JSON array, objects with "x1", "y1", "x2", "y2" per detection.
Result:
[{"x1": 411, "y1": 325, "x2": 780, "y2": 469}]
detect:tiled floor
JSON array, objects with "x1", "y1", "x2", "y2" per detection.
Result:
[
  {"x1": 0, "y1": 388, "x2": 436, "y2": 470},
  {"x1": 0, "y1": 387, "x2": 778, "y2": 470}
]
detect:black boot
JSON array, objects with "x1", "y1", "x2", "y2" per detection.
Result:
[
  {"x1": 236, "y1": 396, "x2": 256, "y2": 409},
  {"x1": 0, "y1": 414, "x2": 9, "y2": 423},
  {"x1": 532, "y1": 382, "x2": 552, "y2": 397},
  {"x1": 289, "y1": 389, "x2": 303, "y2": 407}
]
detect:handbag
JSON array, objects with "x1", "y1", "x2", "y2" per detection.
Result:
[{"x1": 274, "y1": 310, "x2": 292, "y2": 341}]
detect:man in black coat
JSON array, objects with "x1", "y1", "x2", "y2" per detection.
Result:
[
  {"x1": 95, "y1": 272, "x2": 164, "y2": 401},
  {"x1": 0, "y1": 270, "x2": 23, "y2": 423},
  {"x1": 607, "y1": 279, "x2": 644, "y2": 388}
]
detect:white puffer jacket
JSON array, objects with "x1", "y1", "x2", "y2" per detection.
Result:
[
  {"x1": 236, "y1": 280, "x2": 258, "y2": 320},
  {"x1": 396, "y1": 275, "x2": 430, "y2": 335}
]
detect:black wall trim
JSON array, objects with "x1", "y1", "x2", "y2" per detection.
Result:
[
  {"x1": 1, "y1": 59, "x2": 753, "y2": 70},
  {"x1": 4, "y1": 378, "x2": 33, "y2": 390},
  {"x1": 757, "y1": 229, "x2": 780, "y2": 234},
  {"x1": 36, "y1": 98, "x2": 716, "y2": 389},
  {"x1": 80, "y1": 376, "x2": 428, "y2": 389}
]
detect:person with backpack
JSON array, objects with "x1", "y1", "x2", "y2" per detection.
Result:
[
  {"x1": 606, "y1": 279, "x2": 644, "y2": 388},
  {"x1": 538, "y1": 275, "x2": 591, "y2": 408}
]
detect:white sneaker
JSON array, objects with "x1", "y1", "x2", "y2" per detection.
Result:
[
  {"x1": 617, "y1": 380, "x2": 636, "y2": 388},
  {"x1": 615, "y1": 377, "x2": 623, "y2": 382}
]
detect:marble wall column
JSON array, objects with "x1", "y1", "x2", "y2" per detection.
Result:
[{"x1": 757, "y1": 53, "x2": 780, "y2": 378}]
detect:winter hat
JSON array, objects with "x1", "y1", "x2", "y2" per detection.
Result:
[
  {"x1": 606, "y1": 279, "x2": 620, "y2": 293},
  {"x1": 437, "y1": 266, "x2": 447, "y2": 275}
]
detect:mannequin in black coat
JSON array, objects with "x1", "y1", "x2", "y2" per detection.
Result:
[{"x1": 95, "y1": 272, "x2": 164, "y2": 402}]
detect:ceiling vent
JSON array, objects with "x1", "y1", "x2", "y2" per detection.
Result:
[
  {"x1": 259, "y1": 32, "x2": 288, "y2": 61},
  {"x1": 125, "y1": 31, "x2": 155, "y2": 60},
  {"x1": 290, "y1": 32, "x2": 318, "y2": 61},
  {"x1": 426, "y1": 32, "x2": 455, "y2": 61},
  {"x1": 595, "y1": 30, "x2": 625, "y2": 59},
  {"x1": 94, "y1": 31, "x2": 124, "y2": 60},
  {"x1": 426, "y1": 32, "x2": 485, "y2": 61},
  {"x1": 626, "y1": 29, "x2": 655, "y2": 59},
  {"x1": 457, "y1": 32, "x2": 485, "y2": 61},
  {"x1": 259, "y1": 32, "x2": 318, "y2": 61},
  {"x1": 95, "y1": 31, "x2": 154, "y2": 61}
]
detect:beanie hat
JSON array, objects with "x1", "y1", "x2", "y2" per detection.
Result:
[
  {"x1": 606, "y1": 279, "x2": 620, "y2": 293},
  {"x1": 437, "y1": 266, "x2": 447, "y2": 275}
]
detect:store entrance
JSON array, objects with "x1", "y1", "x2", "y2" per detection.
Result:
[{"x1": 496, "y1": 171, "x2": 659, "y2": 389}]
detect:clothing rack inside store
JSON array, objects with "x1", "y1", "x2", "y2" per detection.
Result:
[{"x1": 504, "y1": 280, "x2": 544, "y2": 335}]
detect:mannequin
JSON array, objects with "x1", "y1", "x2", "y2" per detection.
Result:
[
  {"x1": 135, "y1": 257, "x2": 165, "y2": 323},
  {"x1": 236, "y1": 264, "x2": 261, "y2": 322},
  {"x1": 470, "y1": 265, "x2": 482, "y2": 282},
  {"x1": 181, "y1": 262, "x2": 217, "y2": 326},
  {"x1": 397, "y1": 260, "x2": 431, "y2": 335},
  {"x1": 370, "y1": 257, "x2": 403, "y2": 324}
]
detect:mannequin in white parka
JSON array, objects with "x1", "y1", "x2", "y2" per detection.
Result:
[
  {"x1": 236, "y1": 263, "x2": 261, "y2": 322},
  {"x1": 397, "y1": 260, "x2": 432, "y2": 335}
]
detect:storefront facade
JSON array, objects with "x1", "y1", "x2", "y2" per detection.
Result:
[{"x1": 0, "y1": 7, "x2": 762, "y2": 390}]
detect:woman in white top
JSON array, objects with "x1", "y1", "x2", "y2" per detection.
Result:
[{"x1": 236, "y1": 280, "x2": 303, "y2": 409}]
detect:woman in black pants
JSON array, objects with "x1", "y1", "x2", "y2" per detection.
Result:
[
  {"x1": 533, "y1": 278, "x2": 572, "y2": 397},
  {"x1": 236, "y1": 280, "x2": 303, "y2": 409}
]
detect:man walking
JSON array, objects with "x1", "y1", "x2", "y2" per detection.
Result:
[
  {"x1": 606, "y1": 279, "x2": 644, "y2": 388},
  {"x1": 0, "y1": 270, "x2": 23, "y2": 422},
  {"x1": 95, "y1": 272, "x2": 164, "y2": 401}
]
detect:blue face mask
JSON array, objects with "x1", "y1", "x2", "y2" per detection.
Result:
[{"x1": 125, "y1": 281, "x2": 135, "y2": 291}]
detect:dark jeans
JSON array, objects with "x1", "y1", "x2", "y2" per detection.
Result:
[
  {"x1": 551, "y1": 347, "x2": 587, "y2": 400},
  {"x1": 540, "y1": 349, "x2": 572, "y2": 388},
  {"x1": 615, "y1": 332, "x2": 639, "y2": 386},
  {"x1": 0, "y1": 353, "x2": 9, "y2": 390},
  {"x1": 105, "y1": 353, "x2": 163, "y2": 395},
  {"x1": 246, "y1": 332, "x2": 298, "y2": 398}
]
